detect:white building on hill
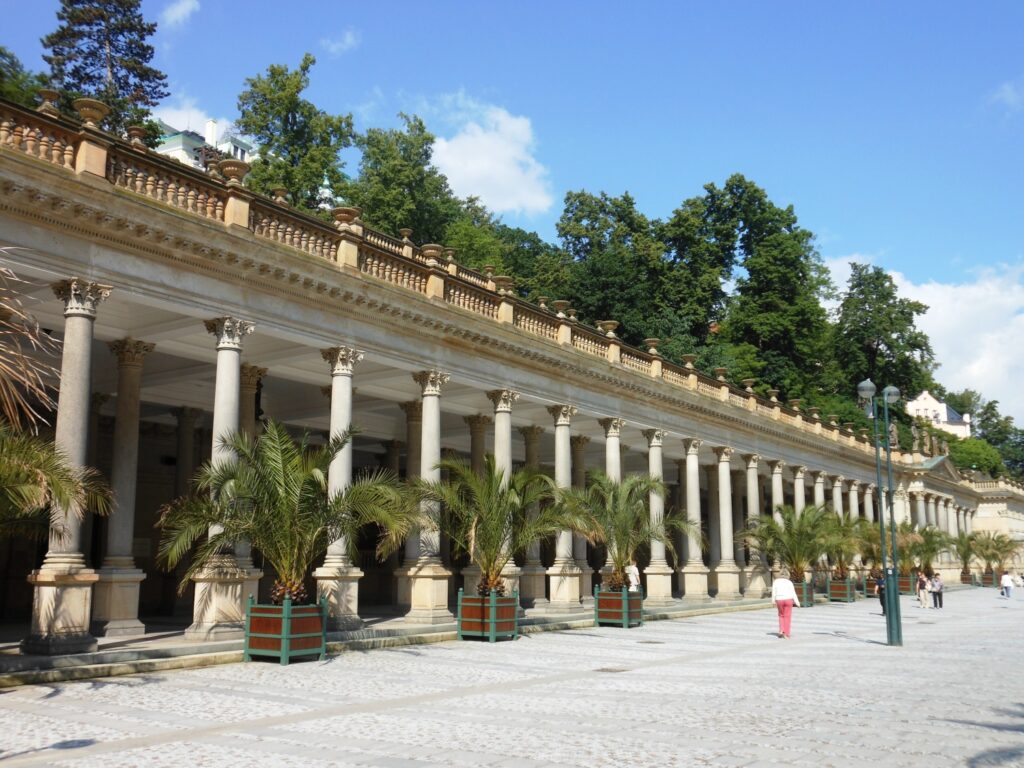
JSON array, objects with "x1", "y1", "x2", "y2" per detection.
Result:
[{"x1": 906, "y1": 390, "x2": 972, "y2": 439}]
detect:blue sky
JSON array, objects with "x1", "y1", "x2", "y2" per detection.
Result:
[{"x1": 5, "y1": 1, "x2": 1024, "y2": 422}]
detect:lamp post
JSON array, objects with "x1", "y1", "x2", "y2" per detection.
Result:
[{"x1": 858, "y1": 378, "x2": 904, "y2": 647}]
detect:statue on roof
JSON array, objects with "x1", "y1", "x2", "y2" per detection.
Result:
[
  {"x1": 921, "y1": 428, "x2": 932, "y2": 456},
  {"x1": 911, "y1": 424, "x2": 920, "y2": 452},
  {"x1": 941, "y1": 438, "x2": 950, "y2": 456},
  {"x1": 888, "y1": 421, "x2": 899, "y2": 450},
  {"x1": 932, "y1": 432, "x2": 941, "y2": 457}
]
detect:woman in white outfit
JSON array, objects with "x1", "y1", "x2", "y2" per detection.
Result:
[{"x1": 770, "y1": 568, "x2": 801, "y2": 639}]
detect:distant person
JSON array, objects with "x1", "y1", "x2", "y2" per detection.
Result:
[
  {"x1": 1000, "y1": 572, "x2": 1013, "y2": 599},
  {"x1": 625, "y1": 559, "x2": 640, "y2": 593},
  {"x1": 770, "y1": 567, "x2": 801, "y2": 638},
  {"x1": 874, "y1": 572, "x2": 886, "y2": 615},
  {"x1": 916, "y1": 572, "x2": 930, "y2": 609},
  {"x1": 931, "y1": 573, "x2": 944, "y2": 609}
]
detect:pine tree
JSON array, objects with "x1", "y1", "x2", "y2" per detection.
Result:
[
  {"x1": 0, "y1": 47, "x2": 47, "y2": 107},
  {"x1": 41, "y1": 0, "x2": 168, "y2": 138}
]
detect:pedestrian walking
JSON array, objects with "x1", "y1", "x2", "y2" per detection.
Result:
[
  {"x1": 1000, "y1": 572, "x2": 1013, "y2": 599},
  {"x1": 874, "y1": 572, "x2": 886, "y2": 615},
  {"x1": 770, "y1": 567, "x2": 801, "y2": 638},
  {"x1": 917, "y1": 572, "x2": 931, "y2": 609},
  {"x1": 931, "y1": 573, "x2": 944, "y2": 609}
]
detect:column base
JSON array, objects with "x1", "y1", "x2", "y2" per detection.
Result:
[
  {"x1": 544, "y1": 561, "x2": 585, "y2": 614},
  {"x1": 679, "y1": 563, "x2": 711, "y2": 601},
  {"x1": 403, "y1": 559, "x2": 453, "y2": 625},
  {"x1": 184, "y1": 555, "x2": 246, "y2": 641},
  {"x1": 22, "y1": 562, "x2": 99, "y2": 655},
  {"x1": 91, "y1": 566, "x2": 147, "y2": 637},
  {"x1": 710, "y1": 563, "x2": 742, "y2": 600},
  {"x1": 518, "y1": 563, "x2": 548, "y2": 609},
  {"x1": 575, "y1": 558, "x2": 595, "y2": 604},
  {"x1": 743, "y1": 564, "x2": 770, "y2": 598},
  {"x1": 314, "y1": 563, "x2": 365, "y2": 631},
  {"x1": 643, "y1": 563, "x2": 675, "y2": 606}
]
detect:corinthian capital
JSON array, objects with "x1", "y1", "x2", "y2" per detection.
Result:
[
  {"x1": 547, "y1": 404, "x2": 577, "y2": 426},
  {"x1": 108, "y1": 338, "x2": 154, "y2": 367},
  {"x1": 322, "y1": 346, "x2": 364, "y2": 376},
  {"x1": 486, "y1": 389, "x2": 520, "y2": 413},
  {"x1": 240, "y1": 363, "x2": 268, "y2": 391},
  {"x1": 204, "y1": 316, "x2": 254, "y2": 350},
  {"x1": 598, "y1": 417, "x2": 626, "y2": 438},
  {"x1": 412, "y1": 369, "x2": 449, "y2": 396},
  {"x1": 52, "y1": 278, "x2": 112, "y2": 318}
]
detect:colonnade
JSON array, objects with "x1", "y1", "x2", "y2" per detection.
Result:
[{"x1": 20, "y1": 278, "x2": 980, "y2": 654}]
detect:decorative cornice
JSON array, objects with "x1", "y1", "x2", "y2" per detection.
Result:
[
  {"x1": 204, "y1": 316, "x2": 254, "y2": 350},
  {"x1": 412, "y1": 369, "x2": 449, "y2": 396},
  {"x1": 52, "y1": 278, "x2": 111, "y2": 318},
  {"x1": 547, "y1": 404, "x2": 577, "y2": 426},
  {"x1": 321, "y1": 346, "x2": 364, "y2": 376},
  {"x1": 598, "y1": 417, "x2": 626, "y2": 437},
  {"x1": 108, "y1": 337, "x2": 154, "y2": 366},
  {"x1": 486, "y1": 389, "x2": 520, "y2": 413}
]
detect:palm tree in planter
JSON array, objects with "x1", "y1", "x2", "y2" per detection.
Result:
[
  {"x1": 822, "y1": 512, "x2": 870, "y2": 602},
  {"x1": 952, "y1": 531, "x2": 978, "y2": 584},
  {"x1": 413, "y1": 455, "x2": 562, "y2": 642},
  {"x1": 557, "y1": 471, "x2": 695, "y2": 628},
  {"x1": 894, "y1": 521, "x2": 922, "y2": 594},
  {"x1": 740, "y1": 504, "x2": 830, "y2": 608},
  {"x1": 158, "y1": 421, "x2": 421, "y2": 663},
  {"x1": 912, "y1": 526, "x2": 952, "y2": 577},
  {"x1": 973, "y1": 531, "x2": 1021, "y2": 587},
  {"x1": 857, "y1": 525, "x2": 885, "y2": 594}
]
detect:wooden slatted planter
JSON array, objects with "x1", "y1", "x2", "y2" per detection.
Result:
[
  {"x1": 981, "y1": 571, "x2": 1001, "y2": 588},
  {"x1": 827, "y1": 577, "x2": 857, "y2": 602},
  {"x1": 594, "y1": 586, "x2": 643, "y2": 628},
  {"x1": 794, "y1": 581, "x2": 814, "y2": 608},
  {"x1": 960, "y1": 572, "x2": 978, "y2": 586},
  {"x1": 243, "y1": 595, "x2": 327, "y2": 665},
  {"x1": 898, "y1": 575, "x2": 915, "y2": 595},
  {"x1": 457, "y1": 589, "x2": 519, "y2": 642}
]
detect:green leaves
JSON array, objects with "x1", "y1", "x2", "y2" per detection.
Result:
[{"x1": 740, "y1": 504, "x2": 831, "y2": 580}]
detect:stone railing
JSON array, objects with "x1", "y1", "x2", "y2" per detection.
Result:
[
  {"x1": 0, "y1": 103, "x2": 77, "y2": 170},
  {"x1": 250, "y1": 200, "x2": 339, "y2": 260},
  {"x1": 0, "y1": 94, "x2": 887, "y2": 460}
]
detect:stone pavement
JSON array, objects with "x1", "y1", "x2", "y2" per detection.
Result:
[{"x1": 0, "y1": 587, "x2": 1021, "y2": 768}]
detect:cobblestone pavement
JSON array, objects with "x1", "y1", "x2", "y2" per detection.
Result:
[{"x1": 0, "y1": 587, "x2": 1022, "y2": 768}]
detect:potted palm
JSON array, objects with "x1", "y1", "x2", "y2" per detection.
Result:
[
  {"x1": 158, "y1": 421, "x2": 420, "y2": 664},
  {"x1": 559, "y1": 471, "x2": 695, "y2": 628},
  {"x1": 894, "y1": 522, "x2": 921, "y2": 594},
  {"x1": 414, "y1": 455, "x2": 562, "y2": 642},
  {"x1": 913, "y1": 525, "x2": 952, "y2": 577},
  {"x1": 952, "y1": 531, "x2": 978, "y2": 585},
  {"x1": 857, "y1": 526, "x2": 884, "y2": 594},
  {"x1": 823, "y1": 512, "x2": 867, "y2": 602},
  {"x1": 741, "y1": 504, "x2": 830, "y2": 608},
  {"x1": 973, "y1": 531, "x2": 1021, "y2": 587}
]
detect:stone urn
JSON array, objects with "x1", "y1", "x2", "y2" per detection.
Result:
[
  {"x1": 597, "y1": 320, "x2": 619, "y2": 338},
  {"x1": 644, "y1": 338, "x2": 661, "y2": 355},
  {"x1": 37, "y1": 88, "x2": 61, "y2": 117},
  {"x1": 72, "y1": 97, "x2": 110, "y2": 128},
  {"x1": 399, "y1": 227, "x2": 413, "y2": 241},
  {"x1": 681, "y1": 354, "x2": 697, "y2": 369},
  {"x1": 550, "y1": 300, "x2": 570, "y2": 317},
  {"x1": 217, "y1": 159, "x2": 250, "y2": 185},
  {"x1": 126, "y1": 125, "x2": 148, "y2": 148},
  {"x1": 331, "y1": 206, "x2": 361, "y2": 227}
]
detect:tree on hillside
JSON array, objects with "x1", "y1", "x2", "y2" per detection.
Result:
[
  {"x1": 834, "y1": 263, "x2": 934, "y2": 400},
  {"x1": 344, "y1": 113, "x2": 459, "y2": 242},
  {"x1": 0, "y1": 47, "x2": 46, "y2": 107},
  {"x1": 943, "y1": 389, "x2": 1024, "y2": 479},
  {"x1": 496, "y1": 224, "x2": 573, "y2": 302},
  {"x1": 41, "y1": 0, "x2": 168, "y2": 139},
  {"x1": 236, "y1": 53, "x2": 352, "y2": 213}
]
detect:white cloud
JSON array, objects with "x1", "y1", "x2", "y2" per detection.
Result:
[
  {"x1": 824, "y1": 257, "x2": 1024, "y2": 425},
  {"x1": 321, "y1": 28, "x2": 361, "y2": 56},
  {"x1": 160, "y1": 0, "x2": 199, "y2": 28},
  {"x1": 430, "y1": 91, "x2": 553, "y2": 216},
  {"x1": 991, "y1": 77, "x2": 1024, "y2": 111},
  {"x1": 152, "y1": 95, "x2": 232, "y2": 141}
]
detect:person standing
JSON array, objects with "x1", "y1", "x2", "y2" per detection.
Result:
[
  {"x1": 771, "y1": 567, "x2": 801, "y2": 639},
  {"x1": 917, "y1": 572, "x2": 930, "y2": 609},
  {"x1": 931, "y1": 573, "x2": 944, "y2": 609},
  {"x1": 1000, "y1": 571, "x2": 1013, "y2": 599},
  {"x1": 874, "y1": 572, "x2": 886, "y2": 616}
]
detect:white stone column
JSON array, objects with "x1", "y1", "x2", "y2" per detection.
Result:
[
  {"x1": 545, "y1": 405, "x2": 583, "y2": 612},
  {"x1": 813, "y1": 471, "x2": 827, "y2": 508},
  {"x1": 793, "y1": 466, "x2": 807, "y2": 515},
  {"x1": 487, "y1": 389, "x2": 520, "y2": 597},
  {"x1": 642, "y1": 429, "x2": 673, "y2": 605},
  {"x1": 744, "y1": 454, "x2": 769, "y2": 597},
  {"x1": 463, "y1": 414, "x2": 491, "y2": 476},
  {"x1": 518, "y1": 425, "x2": 547, "y2": 609},
  {"x1": 769, "y1": 460, "x2": 785, "y2": 524},
  {"x1": 847, "y1": 481, "x2": 860, "y2": 520},
  {"x1": 235, "y1": 363, "x2": 266, "y2": 603},
  {"x1": 570, "y1": 435, "x2": 593, "y2": 601},
  {"x1": 186, "y1": 317, "x2": 254, "y2": 640},
  {"x1": 23, "y1": 279, "x2": 111, "y2": 655},
  {"x1": 941, "y1": 498, "x2": 953, "y2": 563},
  {"x1": 314, "y1": 346, "x2": 365, "y2": 630},
  {"x1": 831, "y1": 476, "x2": 844, "y2": 516},
  {"x1": 404, "y1": 370, "x2": 453, "y2": 624},
  {"x1": 679, "y1": 438, "x2": 708, "y2": 600},
  {"x1": 863, "y1": 484, "x2": 875, "y2": 524},
  {"x1": 599, "y1": 418, "x2": 625, "y2": 481},
  {"x1": 913, "y1": 492, "x2": 925, "y2": 529},
  {"x1": 92, "y1": 338, "x2": 154, "y2": 637},
  {"x1": 712, "y1": 447, "x2": 740, "y2": 598},
  {"x1": 926, "y1": 494, "x2": 937, "y2": 527}
]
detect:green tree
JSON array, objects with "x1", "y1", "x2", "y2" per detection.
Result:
[
  {"x1": 443, "y1": 198, "x2": 505, "y2": 270},
  {"x1": 740, "y1": 504, "x2": 831, "y2": 583},
  {"x1": 496, "y1": 224, "x2": 573, "y2": 302},
  {"x1": 0, "y1": 47, "x2": 46, "y2": 107},
  {"x1": 344, "y1": 113, "x2": 459, "y2": 243},
  {"x1": 157, "y1": 421, "x2": 419, "y2": 604},
  {"x1": 41, "y1": 0, "x2": 168, "y2": 139},
  {"x1": 947, "y1": 436, "x2": 1005, "y2": 477},
  {"x1": 951, "y1": 531, "x2": 977, "y2": 576},
  {"x1": 834, "y1": 263, "x2": 934, "y2": 400},
  {"x1": 236, "y1": 53, "x2": 352, "y2": 213}
]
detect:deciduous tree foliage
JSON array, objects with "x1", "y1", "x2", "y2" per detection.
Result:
[
  {"x1": 0, "y1": 47, "x2": 46, "y2": 107},
  {"x1": 236, "y1": 53, "x2": 352, "y2": 213},
  {"x1": 41, "y1": 0, "x2": 168, "y2": 139}
]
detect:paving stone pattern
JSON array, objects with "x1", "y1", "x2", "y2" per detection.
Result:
[{"x1": 0, "y1": 588, "x2": 1022, "y2": 767}]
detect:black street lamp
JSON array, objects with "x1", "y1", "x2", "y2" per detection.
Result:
[{"x1": 858, "y1": 378, "x2": 904, "y2": 647}]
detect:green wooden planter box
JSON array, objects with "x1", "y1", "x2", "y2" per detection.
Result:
[
  {"x1": 898, "y1": 575, "x2": 915, "y2": 595},
  {"x1": 794, "y1": 581, "x2": 813, "y2": 607},
  {"x1": 457, "y1": 589, "x2": 519, "y2": 642},
  {"x1": 860, "y1": 575, "x2": 876, "y2": 594},
  {"x1": 827, "y1": 577, "x2": 857, "y2": 602},
  {"x1": 960, "y1": 572, "x2": 976, "y2": 586},
  {"x1": 594, "y1": 587, "x2": 643, "y2": 627},
  {"x1": 244, "y1": 595, "x2": 327, "y2": 665},
  {"x1": 982, "y1": 572, "x2": 1001, "y2": 588}
]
